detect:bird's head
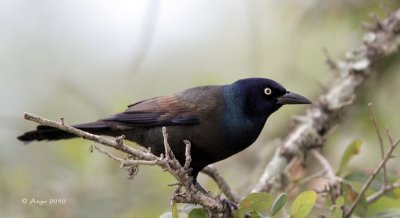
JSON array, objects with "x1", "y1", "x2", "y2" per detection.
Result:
[{"x1": 231, "y1": 78, "x2": 312, "y2": 117}]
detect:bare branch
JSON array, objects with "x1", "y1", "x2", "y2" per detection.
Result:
[
  {"x1": 364, "y1": 128, "x2": 400, "y2": 206},
  {"x1": 311, "y1": 149, "x2": 341, "y2": 203},
  {"x1": 311, "y1": 149, "x2": 336, "y2": 181},
  {"x1": 368, "y1": 103, "x2": 388, "y2": 186},
  {"x1": 344, "y1": 134, "x2": 399, "y2": 218},
  {"x1": 252, "y1": 9, "x2": 400, "y2": 193},
  {"x1": 367, "y1": 182, "x2": 400, "y2": 204},
  {"x1": 322, "y1": 47, "x2": 339, "y2": 74},
  {"x1": 93, "y1": 145, "x2": 124, "y2": 163},
  {"x1": 183, "y1": 140, "x2": 192, "y2": 171},
  {"x1": 162, "y1": 127, "x2": 174, "y2": 160},
  {"x1": 202, "y1": 165, "x2": 240, "y2": 204},
  {"x1": 23, "y1": 112, "x2": 155, "y2": 161},
  {"x1": 296, "y1": 170, "x2": 327, "y2": 186}
]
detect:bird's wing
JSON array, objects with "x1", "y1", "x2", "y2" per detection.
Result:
[{"x1": 103, "y1": 94, "x2": 199, "y2": 127}]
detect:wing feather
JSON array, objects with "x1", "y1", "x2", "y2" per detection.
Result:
[{"x1": 103, "y1": 95, "x2": 199, "y2": 127}]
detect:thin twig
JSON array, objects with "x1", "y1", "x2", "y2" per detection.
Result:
[
  {"x1": 93, "y1": 145, "x2": 125, "y2": 163},
  {"x1": 162, "y1": 127, "x2": 172, "y2": 160},
  {"x1": 311, "y1": 149, "x2": 341, "y2": 203},
  {"x1": 297, "y1": 170, "x2": 327, "y2": 185},
  {"x1": 344, "y1": 134, "x2": 399, "y2": 218},
  {"x1": 322, "y1": 47, "x2": 339, "y2": 74},
  {"x1": 202, "y1": 165, "x2": 240, "y2": 203},
  {"x1": 183, "y1": 140, "x2": 192, "y2": 171},
  {"x1": 23, "y1": 112, "x2": 155, "y2": 161},
  {"x1": 368, "y1": 103, "x2": 388, "y2": 186},
  {"x1": 126, "y1": 160, "x2": 159, "y2": 166},
  {"x1": 311, "y1": 149, "x2": 336, "y2": 180},
  {"x1": 367, "y1": 129, "x2": 400, "y2": 204},
  {"x1": 367, "y1": 182, "x2": 400, "y2": 204},
  {"x1": 385, "y1": 128, "x2": 397, "y2": 154}
]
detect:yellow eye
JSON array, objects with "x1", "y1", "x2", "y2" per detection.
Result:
[{"x1": 264, "y1": 87, "x2": 272, "y2": 95}]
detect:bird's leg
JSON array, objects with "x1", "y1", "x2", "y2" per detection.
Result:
[
  {"x1": 186, "y1": 176, "x2": 208, "y2": 194},
  {"x1": 187, "y1": 175, "x2": 195, "y2": 190},
  {"x1": 184, "y1": 167, "x2": 207, "y2": 193},
  {"x1": 185, "y1": 167, "x2": 196, "y2": 190}
]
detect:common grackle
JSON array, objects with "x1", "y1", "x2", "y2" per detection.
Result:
[{"x1": 18, "y1": 78, "x2": 311, "y2": 180}]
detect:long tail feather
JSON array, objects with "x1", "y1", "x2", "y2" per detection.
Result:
[{"x1": 17, "y1": 121, "x2": 119, "y2": 142}]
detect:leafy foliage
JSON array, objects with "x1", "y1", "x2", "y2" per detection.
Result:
[
  {"x1": 172, "y1": 203, "x2": 179, "y2": 218},
  {"x1": 270, "y1": 193, "x2": 287, "y2": 216},
  {"x1": 331, "y1": 196, "x2": 344, "y2": 218},
  {"x1": 341, "y1": 182, "x2": 368, "y2": 217},
  {"x1": 234, "y1": 193, "x2": 274, "y2": 217},
  {"x1": 187, "y1": 208, "x2": 206, "y2": 218},
  {"x1": 290, "y1": 191, "x2": 317, "y2": 218}
]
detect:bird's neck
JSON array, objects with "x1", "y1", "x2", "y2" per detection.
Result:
[{"x1": 221, "y1": 86, "x2": 268, "y2": 150}]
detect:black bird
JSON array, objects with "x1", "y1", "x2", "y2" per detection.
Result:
[{"x1": 18, "y1": 78, "x2": 311, "y2": 180}]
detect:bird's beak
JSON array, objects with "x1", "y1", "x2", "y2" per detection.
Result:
[{"x1": 276, "y1": 91, "x2": 312, "y2": 105}]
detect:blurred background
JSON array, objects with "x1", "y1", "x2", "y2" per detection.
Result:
[{"x1": 1, "y1": 0, "x2": 400, "y2": 217}]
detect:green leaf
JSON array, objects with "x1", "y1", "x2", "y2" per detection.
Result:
[
  {"x1": 271, "y1": 193, "x2": 287, "y2": 216},
  {"x1": 331, "y1": 196, "x2": 344, "y2": 218},
  {"x1": 341, "y1": 182, "x2": 367, "y2": 217},
  {"x1": 182, "y1": 204, "x2": 201, "y2": 214},
  {"x1": 290, "y1": 190, "x2": 317, "y2": 218},
  {"x1": 172, "y1": 203, "x2": 179, "y2": 218},
  {"x1": 368, "y1": 196, "x2": 400, "y2": 217},
  {"x1": 341, "y1": 182, "x2": 357, "y2": 204},
  {"x1": 236, "y1": 193, "x2": 274, "y2": 216},
  {"x1": 337, "y1": 139, "x2": 362, "y2": 176},
  {"x1": 355, "y1": 193, "x2": 368, "y2": 217},
  {"x1": 344, "y1": 171, "x2": 382, "y2": 191},
  {"x1": 188, "y1": 208, "x2": 206, "y2": 218}
]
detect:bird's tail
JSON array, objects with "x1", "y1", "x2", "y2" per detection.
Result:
[{"x1": 17, "y1": 121, "x2": 120, "y2": 143}]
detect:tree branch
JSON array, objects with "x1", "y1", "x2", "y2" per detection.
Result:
[
  {"x1": 368, "y1": 103, "x2": 388, "y2": 186},
  {"x1": 310, "y1": 149, "x2": 336, "y2": 181},
  {"x1": 366, "y1": 182, "x2": 400, "y2": 204},
  {"x1": 23, "y1": 112, "x2": 156, "y2": 160},
  {"x1": 22, "y1": 112, "x2": 228, "y2": 215},
  {"x1": 202, "y1": 165, "x2": 240, "y2": 203},
  {"x1": 310, "y1": 149, "x2": 341, "y2": 203},
  {"x1": 252, "y1": 9, "x2": 400, "y2": 193}
]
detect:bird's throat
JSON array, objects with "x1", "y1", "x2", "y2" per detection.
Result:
[{"x1": 222, "y1": 86, "x2": 268, "y2": 150}]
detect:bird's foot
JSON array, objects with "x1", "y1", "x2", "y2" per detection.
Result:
[
  {"x1": 187, "y1": 176, "x2": 209, "y2": 194},
  {"x1": 220, "y1": 198, "x2": 238, "y2": 217}
]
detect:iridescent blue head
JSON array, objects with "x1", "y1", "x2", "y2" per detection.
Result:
[
  {"x1": 221, "y1": 77, "x2": 311, "y2": 152},
  {"x1": 231, "y1": 78, "x2": 311, "y2": 118}
]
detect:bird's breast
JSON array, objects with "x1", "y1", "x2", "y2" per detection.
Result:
[
  {"x1": 220, "y1": 112, "x2": 267, "y2": 153},
  {"x1": 221, "y1": 86, "x2": 268, "y2": 153}
]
